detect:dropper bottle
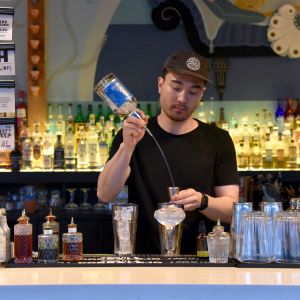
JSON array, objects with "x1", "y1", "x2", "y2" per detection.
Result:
[
  {"x1": 62, "y1": 217, "x2": 83, "y2": 262},
  {"x1": 14, "y1": 209, "x2": 32, "y2": 264}
]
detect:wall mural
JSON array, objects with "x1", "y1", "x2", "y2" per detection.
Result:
[{"x1": 149, "y1": 0, "x2": 300, "y2": 58}]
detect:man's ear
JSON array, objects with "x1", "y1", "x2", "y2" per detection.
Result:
[{"x1": 158, "y1": 76, "x2": 164, "y2": 93}]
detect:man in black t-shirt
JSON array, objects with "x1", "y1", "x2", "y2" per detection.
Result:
[{"x1": 97, "y1": 50, "x2": 239, "y2": 254}]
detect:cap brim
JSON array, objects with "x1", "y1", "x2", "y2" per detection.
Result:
[{"x1": 166, "y1": 67, "x2": 213, "y2": 83}]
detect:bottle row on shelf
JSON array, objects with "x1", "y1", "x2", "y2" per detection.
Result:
[
  {"x1": 1, "y1": 93, "x2": 300, "y2": 171},
  {"x1": 0, "y1": 91, "x2": 156, "y2": 171}
]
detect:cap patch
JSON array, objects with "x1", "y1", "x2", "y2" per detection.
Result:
[{"x1": 186, "y1": 57, "x2": 200, "y2": 71}]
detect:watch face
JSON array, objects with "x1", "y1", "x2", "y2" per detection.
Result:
[{"x1": 199, "y1": 194, "x2": 208, "y2": 211}]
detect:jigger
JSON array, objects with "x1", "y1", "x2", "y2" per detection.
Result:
[{"x1": 168, "y1": 187, "x2": 179, "y2": 198}]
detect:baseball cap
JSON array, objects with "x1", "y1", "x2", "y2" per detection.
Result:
[{"x1": 163, "y1": 50, "x2": 212, "y2": 83}]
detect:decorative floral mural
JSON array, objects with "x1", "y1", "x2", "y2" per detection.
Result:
[{"x1": 149, "y1": 0, "x2": 300, "y2": 57}]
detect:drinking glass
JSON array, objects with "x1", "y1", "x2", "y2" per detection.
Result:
[
  {"x1": 237, "y1": 211, "x2": 272, "y2": 263},
  {"x1": 230, "y1": 202, "x2": 253, "y2": 258},
  {"x1": 273, "y1": 211, "x2": 300, "y2": 263},
  {"x1": 112, "y1": 203, "x2": 138, "y2": 255}
]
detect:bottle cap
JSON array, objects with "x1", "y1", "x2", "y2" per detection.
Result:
[
  {"x1": 68, "y1": 217, "x2": 77, "y2": 233},
  {"x1": 17, "y1": 209, "x2": 30, "y2": 224},
  {"x1": 45, "y1": 209, "x2": 56, "y2": 222},
  {"x1": 212, "y1": 218, "x2": 224, "y2": 233}
]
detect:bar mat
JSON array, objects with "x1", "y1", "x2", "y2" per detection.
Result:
[
  {"x1": 5, "y1": 254, "x2": 236, "y2": 268},
  {"x1": 235, "y1": 261, "x2": 300, "y2": 268}
]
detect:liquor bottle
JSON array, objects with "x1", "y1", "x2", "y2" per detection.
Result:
[
  {"x1": 85, "y1": 104, "x2": 93, "y2": 130},
  {"x1": 76, "y1": 126, "x2": 87, "y2": 169},
  {"x1": 43, "y1": 209, "x2": 59, "y2": 235},
  {"x1": 262, "y1": 134, "x2": 274, "y2": 168},
  {"x1": 42, "y1": 129, "x2": 54, "y2": 170},
  {"x1": 294, "y1": 98, "x2": 300, "y2": 128},
  {"x1": 98, "y1": 131, "x2": 109, "y2": 168},
  {"x1": 196, "y1": 220, "x2": 208, "y2": 258},
  {"x1": 275, "y1": 100, "x2": 285, "y2": 134},
  {"x1": 250, "y1": 139, "x2": 262, "y2": 169},
  {"x1": 287, "y1": 138, "x2": 297, "y2": 169},
  {"x1": 53, "y1": 135, "x2": 65, "y2": 169},
  {"x1": 38, "y1": 226, "x2": 59, "y2": 263},
  {"x1": 95, "y1": 103, "x2": 104, "y2": 132},
  {"x1": 32, "y1": 122, "x2": 42, "y2": 169},
  {"x1": 284, "y1": 98, "x2": 295, "y2": 129},
  {"x1": 87, "y1": 115, "x2": 99, "y2": 169},
  {"x1": 21, "y1": 123, "x2": 33, "y2": 170},
  {"x1": 0, "y1": 209, "x2": 10, "y2": 263},
  {"x1": 14, "y1": 209, "x2": 32, "y2": 264},
  {"x1": 275, "y1": 133, "x2": 286, "y2": 169},
  {"x1": 66, "y1": 103, "x2": 74, "y2": 133},
  {"x1": 10, "y1": 140, "x2": 22, "y2": 171},
  {"x1": 64, "y1": 125, "x2": 76, "y2": 170},
  {"x1": 236, "y1": 140, "x2": 249, "y2": 169},
  {"x1": 48, "y1": 104, "x2": 57, "y2": 139},
  {"x1": 267, "y1": 112, "x2": 274, "y2": 133},
  {"x1": 16, "y1": 90, "x2": 27, "y2": 138},
  {"x1": 74, "y1": 104, "x2": 85, "y2": 134},
  {"x1": 62, "y1": 217, "x2": 83, "y2": 262},
  {"x1": 56, "y1": 104, "x2": 65, "y2": 141},
  {"x1": 146, "y1": 103, "x2": 152, "y2": 119},
  {"x1": 0, "y1": 149, "x2": 11, "y2": 170},
  {"x1": 217, "y1": 107, "x2": 228, "y2": 130}
]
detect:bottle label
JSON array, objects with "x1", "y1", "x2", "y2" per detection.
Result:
[
  {"x1": 16, "y1": 108, "x2": 26, "y2": 118},
  {"x1": 88, "y1": 143, "x2": 98, "y2": 162},
  {"x1": 265, "y1": 149, "x2": 273, "y2": 162},
  {"x1": 103, "y1": 79, "x2": 133, "y2": 109},
  {"x1": 68, "y1": 228, "x2": 77, "y2": 233}
]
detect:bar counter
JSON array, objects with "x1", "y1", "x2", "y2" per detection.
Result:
[{"x1": 1, "y1": 265, "x2": 300, "y2": 299}]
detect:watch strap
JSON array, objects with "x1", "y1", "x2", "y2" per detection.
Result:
[{"x1": 198, "y1": 193, "x2": 208, "y2": 211}]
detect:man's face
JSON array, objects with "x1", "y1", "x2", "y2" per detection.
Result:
[{"x1": 158, "y1": 71, "x2": 206, "y2": 122}]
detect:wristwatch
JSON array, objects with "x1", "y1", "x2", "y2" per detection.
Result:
[{"x1": 198, "y1": 193, "x2": 208, "y2": 211}]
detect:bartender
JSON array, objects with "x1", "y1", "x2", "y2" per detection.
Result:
[{"x1": 97, "y1": 50, "x2": 239, "y2": 254}]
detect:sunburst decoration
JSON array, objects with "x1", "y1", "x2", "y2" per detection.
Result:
[{"x1": 267, "y1": 4, "x2": 300, "y2": 58}]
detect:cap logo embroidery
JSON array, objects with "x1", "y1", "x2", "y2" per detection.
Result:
[{"x1": 186, "y1": 57, "x2": 200, "y2": 71}]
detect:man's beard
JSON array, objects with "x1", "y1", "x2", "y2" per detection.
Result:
[{"x1": 164, "y1": 104, "x2": 196, "y2": 122}]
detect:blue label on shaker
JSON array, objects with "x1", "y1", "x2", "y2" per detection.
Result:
[{"x1": 103, "y1": 79, "x2": 133, "y2": 108}]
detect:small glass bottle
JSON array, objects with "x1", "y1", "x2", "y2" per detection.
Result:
[
  {"x1": 14, "y1": 209, "x2": 32, "y2": 264},
  {"x1": 38, "y1": 226, "x2": 59, "y2": 263},
  {"x1": 196, "y1": 220, "x2": 208, "y2": 258},
  {"x1": 207, "y1": 219, "x2": 230, "y2": 263},
  {"x1": 43, "y1": 209, "x2": 59, "y2": 235},
  {"x1": 62, "y1": 217, "x2": 83, "y2": 262}
]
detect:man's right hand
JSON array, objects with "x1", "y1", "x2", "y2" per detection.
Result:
[{"x1": 122, "y1": 110, "x2": 148, "y2": 150}]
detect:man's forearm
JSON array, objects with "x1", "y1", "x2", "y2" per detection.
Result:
[{"x1": 97, "y1": 143, "x2": 134, "y2": 202}]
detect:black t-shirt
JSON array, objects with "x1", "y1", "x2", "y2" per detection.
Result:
[{"x1": 109, "y1": 117, "x2": 239, "y2": 254}]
